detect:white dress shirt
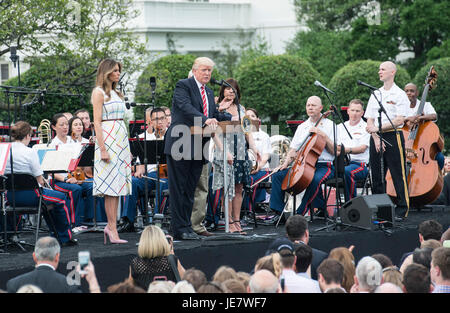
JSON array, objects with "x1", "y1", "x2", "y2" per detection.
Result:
[
  {"x1": 290, "y1": 117, "x2": 335, "y2": 162},
  {"x1": 364, "y1": 83, "x2": 409, "y2": 128}
]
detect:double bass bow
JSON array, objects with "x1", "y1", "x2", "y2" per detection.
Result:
[
  {"x1": 281, "y1": 110, "x2": 332, "y2": 195},
  {"x1": 386, "y1": 66, "x2": 443, "y2": 207}
]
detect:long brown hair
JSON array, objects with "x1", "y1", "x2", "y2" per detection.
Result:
[
  {"x1": 218, "y1": 78, "x2": 241, "y2": 106},
  {"x1": 95, "y1": 58, "x2": 124, "y2": 100}
]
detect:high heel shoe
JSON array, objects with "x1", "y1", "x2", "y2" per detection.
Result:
[
  {"x1": 104, "y1": 226, "x2": 128, "y2": 244},
  {"x1": 234, "y1": 220, "x2": 247, "y2": 235}
]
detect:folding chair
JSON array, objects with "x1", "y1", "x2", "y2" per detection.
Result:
[{"x1": 3, "y1": 174, "x2": 59, "y2": 251}]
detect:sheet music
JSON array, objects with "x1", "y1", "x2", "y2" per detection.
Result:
[
  {"x1": 33, "y1": 143, "x2": 84, "y2": 172},
  {"x1": 40, "y1": 150, "x2": 76, "y2": 172}
]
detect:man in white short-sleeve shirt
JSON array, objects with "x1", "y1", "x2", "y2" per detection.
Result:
[
  {"x1": 269, "y1": 96, "x2": 336, "y2": 216},
  {"x1": 337, "y1": 99, "x2": 370, "y2": 201},
  {"x1": 364, "y1": 61, "x2": 410, "y2": 219}
]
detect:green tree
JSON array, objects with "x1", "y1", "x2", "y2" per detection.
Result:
[
  {"x1": 292, "y1": 0, "x2": 450, "y2": 76},
  {"x1": 212, "y1": 31, "x2": 271, "y2": 78},
  {"x1": 286, "y1": 30, "x2": 351, "y2": 83},
  {"x1": 328, "y1": 60, "x2": 411, "y2": 108},
  {"x1": 235, "y1": 55, "x2": 319, "y2": 136},
  {"x1": 0, "y1": 0, "x2": 87, "y2": 56},
  {"x1": 427, "y1": 39, "x2": 450, "y2": 62},
  {"x1": 1, "y1": 0, "x2": 147, "y2": 125},
  {"x1": 413, "y1": 58, "x2": 450, "y2": 152}
]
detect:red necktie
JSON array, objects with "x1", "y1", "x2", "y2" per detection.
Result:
[{"x1": 201, "y1": 85, "x2": 208, "y2": 117}]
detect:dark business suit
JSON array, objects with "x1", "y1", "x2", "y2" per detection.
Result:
[
  {"x1": 6, "y1": 265, "x2": 82, "y2": 293},
  {"x1": 164, "y1": 76, "x2": 231, "y2": 237}
]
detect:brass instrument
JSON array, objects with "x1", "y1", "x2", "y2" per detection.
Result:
[
  {"x1": 37, "y1": 119, "x2": 52, "y2": 144},
  {"x1": 247, "y1": 149, "x2": 259, "y2": 172},
  {"x1": 270, "y1": 135, "x2": 291, "y2": 166},
  {"x1": 241, "y1": 115, "x2": 253, "y2": 135}
]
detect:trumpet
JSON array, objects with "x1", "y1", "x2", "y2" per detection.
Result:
[{"x1": 37, "y1": 119, "x2": 52, "y2": 144}]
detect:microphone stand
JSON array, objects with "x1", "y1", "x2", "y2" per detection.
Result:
[
  {"x1": 369, "y1": 88, "x2": 396, "y2": 191},
  {"x1": 314, "y1": 88, "x2": 353, "y2": 232}
]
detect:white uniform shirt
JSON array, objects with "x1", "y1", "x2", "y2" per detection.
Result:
[
  {"x1": 337, "y1": 119, "x2": 370, "y2": 164},
  {"x1": 252, "y1": 129, "x2": 272, "y2": 169},
  {"x1": 406, "y1": 99, "x2": 437, "y2": 121},
  {"x1": 5, "y1": 142, "x2": 43, "y2": 177},
  {"x1": 49, "y1": 136, "x2": 75, "y2": 147},
  {"x1": 364, "y1": 83, "x2": 409, "y2": 128},
  {"x1": 290, "y1": 117, "x2": 335, "y2": 162}
]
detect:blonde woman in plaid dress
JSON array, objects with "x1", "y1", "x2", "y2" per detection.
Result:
[{"x1": 91, "y1": 59, "x2": 132, "y2": 244}]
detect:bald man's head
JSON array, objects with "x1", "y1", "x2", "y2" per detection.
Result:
[
  {"x1": 306, "y1": 96, "x2": 323, "y2": 119},
  {"x1": 248, "y1": 270, "x2": 280, "y2": 293},
  {"x1": 379, "y1": 61, "x2": 397, "y2": 83},
  {"x1": 308, "y1": 96, "x2": 322, "y2": 106}
]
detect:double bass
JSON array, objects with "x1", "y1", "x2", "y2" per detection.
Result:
[
  {"x1": 386, "y1": 66, "x2": 443, "y2": 207},
  {"x1": 282, "y1": 111, "x2": 332, "y2": 195}
]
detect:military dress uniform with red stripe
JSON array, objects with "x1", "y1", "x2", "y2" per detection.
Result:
[
  {"x1": 5, "y1": 141, "x2": 73, "y2": 243},
  {"x1": 364, "y1": 83, "x2": 410, "y2": 217},
  {"x1": 337, "y1": 119, "x2": 370, "y2": 201},
  {"x1": 269, "y1": 116, "x2": 335, "y2": 215}
]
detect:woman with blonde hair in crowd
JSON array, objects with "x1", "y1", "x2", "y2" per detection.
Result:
[
  {"x1": 129, "y1": 225, "x2": 185, "y2": 290},
  {"x1": 212, "y1": 265, "x2": 238, "y2": 284},
  {"x1": 91, "y1": 58, "x2": 132, "y2": 244},
  {"x1": 254, "y1": 253, "x2": 282, "y2": 279},
  {"x1": 328, "y1": 246, "x2": 356, "y2": 292}
]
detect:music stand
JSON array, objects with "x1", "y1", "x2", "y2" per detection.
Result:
[
  {"x1": 191, "y1": 120, "x2": 258, "y2": 233},
  {"x1": 75, "y1": 144, "x2": 105, "y2": 233},
  {"x1": 130, "y1": 139, "x2": 166, "y2": 227}
]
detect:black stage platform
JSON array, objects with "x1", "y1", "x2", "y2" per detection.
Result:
[{"x1": 1, "y1": 206, "x2": 449, "y2": 292}]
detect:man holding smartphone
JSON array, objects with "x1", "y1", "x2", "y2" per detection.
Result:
[{"x1": 7, "y1": 237, "x2": 82, "y2": 293}]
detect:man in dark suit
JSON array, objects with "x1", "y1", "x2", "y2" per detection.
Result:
[
  {"x1": 7, "y1": 237, "x2": 81, "y2": 293},
  {"x1": 164, "y1": 57, "x2": 231, "y2": 240},
  {"x1": 265, "y1": 215, "x2": 328, "y2": 279}
]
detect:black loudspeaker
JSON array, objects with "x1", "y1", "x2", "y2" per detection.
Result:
[{"x1": 339, "y1": 194, "x2": 395, "y2": 230}]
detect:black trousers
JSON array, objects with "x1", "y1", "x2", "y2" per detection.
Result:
[
  {"x1": 166, "y1": 154, "x2": 203, "y2": 237},
  {"x1": 370, "y1": 131, "x2": 409, "y2": 217}
]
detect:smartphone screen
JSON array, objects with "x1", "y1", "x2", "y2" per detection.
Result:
[{"x1": 78, "y1": 251, "x2": 90, "y2": 274}]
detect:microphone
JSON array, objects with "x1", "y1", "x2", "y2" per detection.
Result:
[
  {"x1": 314, "y1": 80, "x2": 335, "y2": 94},
  {"x1": 128, "y1": 102, "x2": 151, "y2": 108},
  {"x1": 210, "y1": 78, "x2": 224, "y2": 86},
  {"x1": 150, "y1": 77, "x2": 156, "y2": 91},
  {"x1": 118, "y1": 72, "x2": 127, "y2": 84},
  {"x1": 357, "y1": 80, "x2": 378, "y2": 91},
  {"x1": 39, "y1": 88, "x2": 46, "y2": 109}
]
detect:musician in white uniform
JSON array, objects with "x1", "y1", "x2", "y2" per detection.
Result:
[
  {"x1": 404, "y1": 82, "x2": 444, "y2": 170},
  {"x1": 243, "y1": 108, "x2": 273, "y2": 213},
  {"x1": 5, "y1": 121, "x2": 76, "y2": 246},
  {"x1": 270, "y1": 96, "x2": 336, "y2": 217},
  {"x1": 337, "y1": 99, "x2": 370, "y2": 201},
  {"x1": 119, "y1": 107, "x2": 169, "y2": 232}
]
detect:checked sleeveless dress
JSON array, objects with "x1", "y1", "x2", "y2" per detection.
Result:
[{"x1": 93, "y1": 87, "x2": 132, "y2": 196}]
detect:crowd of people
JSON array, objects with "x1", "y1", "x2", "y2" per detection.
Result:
[{"x1": 3, "y1": 216, "x2": 450, "y2": 293}]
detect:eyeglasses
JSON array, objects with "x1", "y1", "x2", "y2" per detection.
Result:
[{"x1": 152, "y1": 117, "x2": 166, "y2": 122}]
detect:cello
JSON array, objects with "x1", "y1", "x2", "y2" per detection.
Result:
[
  {"x1": 282, "y1": 111, "x2": 332, "y2": 195},
  {"x1": 386, "y1": 66, "x2": 443, "y2": 207}
]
